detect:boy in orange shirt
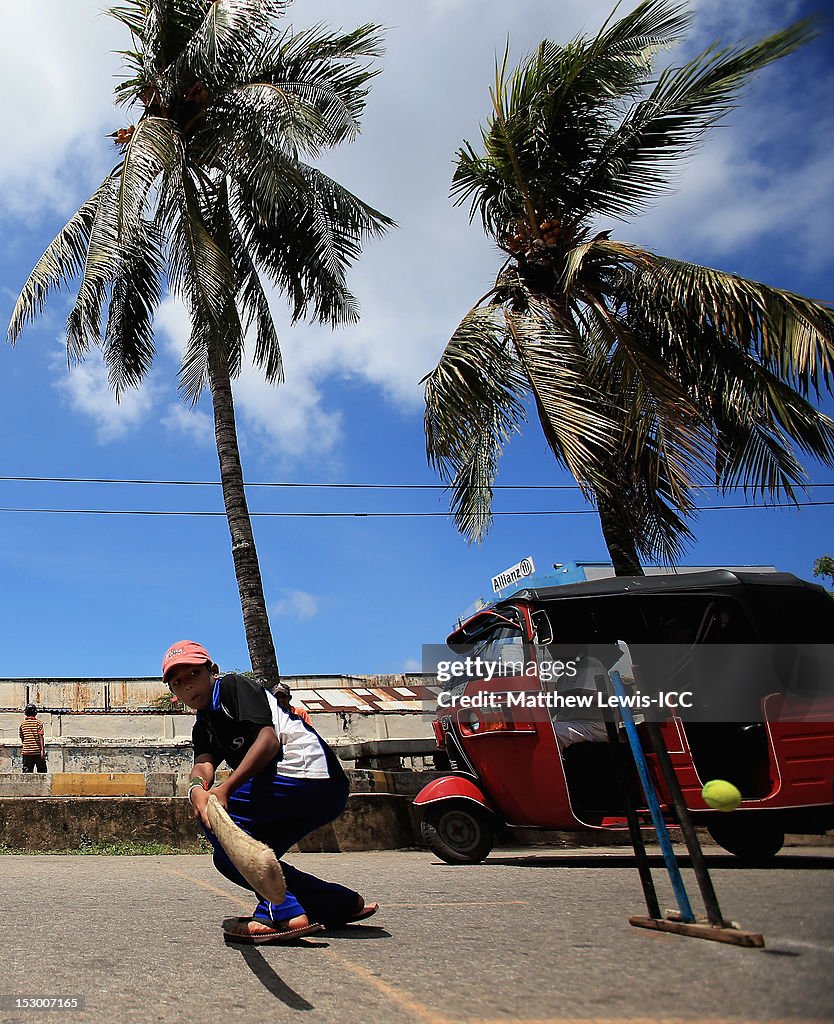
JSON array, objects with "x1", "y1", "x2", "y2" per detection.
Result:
[{"x1": 20, "y1": 705, "x2": 46, "y2": 773}]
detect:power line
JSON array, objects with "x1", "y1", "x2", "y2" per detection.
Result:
[
  {"x1": 0, "y1": 502, "x2": 830, "y2": 518},
  {"x1": 1, "y1": 474, "x2": 833, "y2": 491}
]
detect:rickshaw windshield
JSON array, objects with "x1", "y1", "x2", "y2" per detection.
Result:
[{"x1": 441, "y1": 607, "x2": 527, "y2": 698}]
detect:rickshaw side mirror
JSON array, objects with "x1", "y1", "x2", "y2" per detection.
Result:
[{"x1": 531, "y1": 609, "x2": 554, "y2": 647}]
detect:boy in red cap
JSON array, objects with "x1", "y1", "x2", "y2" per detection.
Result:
[{"x1": 163, "y1": 640, "x2": 378, "y2": 943}]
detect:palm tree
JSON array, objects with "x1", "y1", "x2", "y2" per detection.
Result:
[
  {"x1": 424, "y1": 0, "x2": 834, "y2": 575},
  {"x1": 7, "y1": 0, "x2": 392, "y2": 686}
]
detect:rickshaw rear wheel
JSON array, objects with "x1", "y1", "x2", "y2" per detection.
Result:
[
  {"x1": 707, "y1": 815, "x2": 785, "y2": 863},
  {"x1": 421, "y1": 800, "x2": 495, "y2": 864}
]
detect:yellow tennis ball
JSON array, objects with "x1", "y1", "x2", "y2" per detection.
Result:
[{"x1": 702, "y1": 779, "x2": 742, "y2": 812}]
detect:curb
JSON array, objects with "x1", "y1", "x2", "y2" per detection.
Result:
[
  {"x1": 0, "y1": 794, "x2": 830, "y2": 854},
  {"x1": 0, "y1": 793, "x2": 421, "y2": 852}
]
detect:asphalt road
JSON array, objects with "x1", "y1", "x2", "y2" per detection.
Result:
[{"x1": 0, "y1": 846, "x2": 832, "y2": 1024}]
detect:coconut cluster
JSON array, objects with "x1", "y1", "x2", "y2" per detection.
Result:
[
  {"x1": 113, "y1": 125, "x2": 136, "y2": 147},
  {"x1": 539, "y1": 218, "x2": 561, "y2": 246},
  {"x1": 501, "y1": 216, "x2": 563, "y2": 255}
]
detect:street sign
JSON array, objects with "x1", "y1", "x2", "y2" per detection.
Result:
[{"x1": 492, "y1": 556, "x2": 535, "y2": 594}]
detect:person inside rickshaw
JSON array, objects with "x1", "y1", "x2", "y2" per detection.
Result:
[
  {"x1": 533, "y1": 601, "x2": 633, "y2": 747},
  {"x1": 552, "y1": 644, "x2": 641, "y2": 818},
  {"x1": 533, "y1": 605, "x2": 636, "y2": 816},
  {"x1": 544, "y1": 646, "x2": 626, "y2": 752},
  {"x1": 659, "y1": 597, "x2": 773, "y2": 799}
]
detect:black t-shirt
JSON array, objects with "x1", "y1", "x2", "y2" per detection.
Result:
[{"x1": 192, "y1": 673, "x2": 275, "y2": 770}]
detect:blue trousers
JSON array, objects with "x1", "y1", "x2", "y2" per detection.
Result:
[{"x1": 203, "y1": 772, "x2": 358, "y2": 925}]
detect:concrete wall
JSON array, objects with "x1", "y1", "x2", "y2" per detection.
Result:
[
  {"x1": 0, "y1": 769, "x2": 440, "y2": 799},
  {"x1": 0, "y1": 707, "x2": 435, "y2": 777},
  {"x1": 0, "y1": 709, "x2": 433, "y2": 744},
  {"x1": 0, "y1": 679, "x2": 162, "y2": 712},
  {"x1": 0, "y1": 734, "x2": 193, "y2": 776},
  {"x1": 0, "y1": 673, "x2": 438, "y2": 781},
  {"x1": 0, "y1": 674, "x2": 438, "y2": 713},
  {"x1": 0, "y1": 794, "x2": 422, "y2": 852}
]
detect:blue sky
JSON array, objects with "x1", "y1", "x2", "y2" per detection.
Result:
[{"x1": 0, "y1": 0, "x2": 832, "y2": 679}]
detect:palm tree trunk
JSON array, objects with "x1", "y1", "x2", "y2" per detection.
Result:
[
  {"x1": 597, "y1": 494, "x2": 644, "y2": 577},
  {"x1": 208, "y1": 351, "x2": 280, "y2": 688}
]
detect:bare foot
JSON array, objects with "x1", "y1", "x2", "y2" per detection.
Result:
[
  {"x1": 223, "y1": 915, "x2": 320, "y2": 943},
  {"x1": 348, "y1": 897, "x2": 379, "y2": 921},
  {"x1": 227, "y1": 914, "x2": 310, "y2": 938},
  {"x1": 273, "y1": 913, "x2": 311, "y2": 931}
]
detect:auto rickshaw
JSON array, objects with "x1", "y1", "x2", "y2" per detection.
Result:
[{"x1": 414, "y1": 570, "x2": 834, "y2": 864}]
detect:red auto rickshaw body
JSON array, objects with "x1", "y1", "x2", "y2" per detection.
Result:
[
  {"x1": 413, "y1": 773, "x2": 495, "y2": 812},
  {"x1": 416, "y1": 570, "x2": 834, "y2": 863}
]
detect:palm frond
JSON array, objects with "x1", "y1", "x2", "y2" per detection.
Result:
[
  {"x1": 163, "y1": 161, "x2": 237, "y2": 328},
  {"x1": 228, "y1": 217, "x2": 283, "y2": 385},
  {"x1": 7, "y1": 181, "x2": 110, "y2": 344},
  {"x1": 453, "y1": 0, "x2": 694, "y2": 235},
  {"x1": 703, "y1": 340, "x2": 834, "y2": 493},
  {"x1": 424, "y1": 305, "x2": 529, "y2": 542},
  {"x1": 65, "y1": 177, "x2": 127, "y2": 362},
  {"x1": 117, "y1": 115, "x2": 180, "y2": 236},
  {"x1": 594, "y1": 455, "x2": 697, "y2": 564},
  {"x1": 247, "y1": 22, "x2": 384, "y2": 153},
  {"x1": 103, "y1": 221, "x2": 165, "y2": 396},
  {"x1": 574, "y1": 286, "x2": 712, "y2": 503},
  {"x1": 182, "y1": 0, "x2": 288, "y2": 89},
  {"x1": 231, "y1": 162, "x2": 392, "y2": 326},
  {"x1": 505, "y1": 297, "x2": 617, "y2": 484},
  {"x1": 575, "y1": 19, "x2": 815, "y2": 220},
  {"x1": 603, "y1": 241, "x2": 834, "y2": 393},
  {"x1": 157, "y1": 162, "x2": 239, "y2": 401},
  {"x1": 177, "y1": 308, "x2": 215, "y2": 402}
]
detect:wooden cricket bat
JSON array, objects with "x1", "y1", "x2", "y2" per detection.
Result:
[{"x1": 205, "y1": 794, "x2": 286, "y2": 904}]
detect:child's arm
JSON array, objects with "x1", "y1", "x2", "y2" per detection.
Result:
[
  {"x1": 191, "y1": 753, "x2": 216, "y2": 789},
  {"x1": 187, "y1": 754, "x2": 217, "y2": 821},
  {"x1": 208, "y1": 726, "x2": 281, "y2": 813}
]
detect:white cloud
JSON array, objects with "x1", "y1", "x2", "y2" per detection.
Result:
[
  {"x1": 271, "y1": 589, "x2": 319, "y2": 621},
  {"x1": 51, "y1": 345, "x2": 158, "y2": 443},
  {"x1": 232, "y1": 358, "x2": 344, "y2": 462},
  {"x1": 161, "y1": 403, "x2": 214, "y2": 445},
  {"x1": 631, "y1": 59, "x2": 834, "y2": 271},
  {"x1": 154, "y1": 295, "x2": 344, "y2": 462},
  {"x1": 13, "y1": 0, "x2": 833, "y2": 462},
  {"x1": 155, "y1": 298, "x2": 192, "y2": 361},
  {"x1": 690, "y1": 0, "x2": 806, "y2": 46},
  {"x1": 0, "y1": 6, "x2": 122, "y2": 216}
]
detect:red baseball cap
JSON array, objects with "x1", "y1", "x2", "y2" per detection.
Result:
[{"x1": 162, "y1": 640, "x2": 213, "y2": 682}]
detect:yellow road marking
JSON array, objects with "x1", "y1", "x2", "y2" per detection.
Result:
[
  {"x1": 161, "y1": 864, "x2": 454, "y2": 1023},
  {"x1": 163, "y1": 868, "x2": 817, "y2": 1024},
  {"x1": 320, "y1": 947, "x2": 453, "y2": 1024},
  {"x1": 161, "y1": 865, "x2": 252, "y2": 911}
]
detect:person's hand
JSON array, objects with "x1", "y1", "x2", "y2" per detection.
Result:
[
  {"x1": 190, "y1": 785, "x2": 212, "y2": 828},
  {"x1": 211, "y1": 782, "x2": 231, "y2": 812}
]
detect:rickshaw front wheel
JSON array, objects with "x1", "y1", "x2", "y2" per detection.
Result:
[
  {"x1": 707, "y1": 815, "x2": 785, "y2": 863},
  {"x1": 421, "y1": 800, "x2": 495, "y2": 864}
]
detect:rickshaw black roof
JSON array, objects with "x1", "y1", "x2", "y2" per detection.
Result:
[{"x1": 505, "y1": 569, "x2": 825, "y2": 607}]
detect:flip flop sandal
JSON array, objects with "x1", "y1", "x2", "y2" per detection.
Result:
[
  {"x1": 222, "y1": 916, "x2": 324, "y2": 945},
  {"x1": 343, "y1": 901, "x2": 380, "y2": 923}
]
